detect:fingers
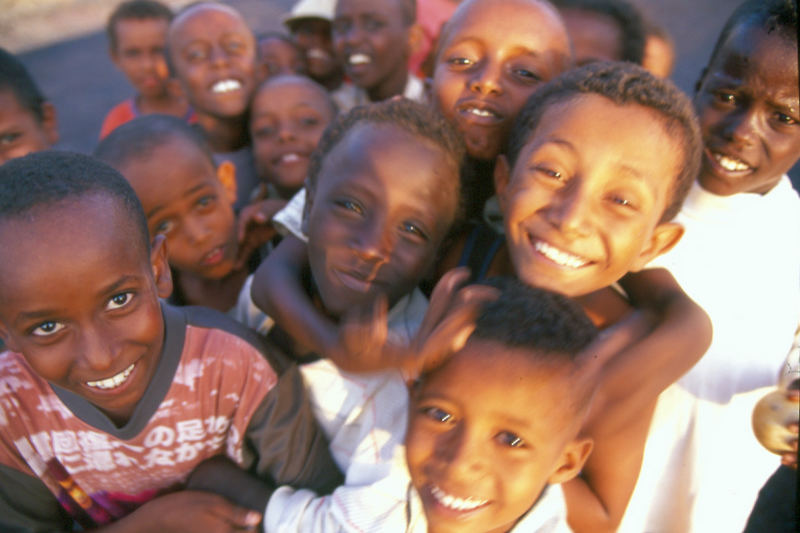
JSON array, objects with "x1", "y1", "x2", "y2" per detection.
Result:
[
  {"x1": 576, "y1": 309, "x2": 653, "y2": 374},
  {"x1": 417, "y1": 267, "x2": 472, "y2": 342}
]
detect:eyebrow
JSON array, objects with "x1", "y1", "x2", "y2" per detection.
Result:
[{"x1": 146, "y1": 182, "x2": 211, "y2": 218}]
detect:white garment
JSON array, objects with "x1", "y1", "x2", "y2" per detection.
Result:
[
  {"x1": 621, "y1": 177, "x2": 800, "y2": 533},
  {"x1": 230, "y1": 274, "x2": 274, "y2": 335}
]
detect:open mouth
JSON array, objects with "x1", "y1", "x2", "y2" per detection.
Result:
[
  {"x1": 200, "y1": 245, "x2": 226, "y2": 267},
  {"x1": 307, "y1": 48, "x2": 330, "y2": 61},
  {"x1": 457, "y1": 101, "x2": 504, "y2": 125},
  {"x1": 211, "y1": 78, "x2": 243, "y2": 94},
  {"x1": 531, "y1": 237, "x2": 590, "y2": 269},
  {"x1": 348, "y1": 53, "x2": 371, "y2": 66},
  {"x1": 430, "y1": 484, "x2": 489, "y2": 512},
  {"x1": 86, "y1": 363, "x2": 135, "y2": 390},
  {"x1": 708, "y1": 149, "x2": 752, "y2": 173},
  {"x1": 275, "y1": 152, "x2": 303, "y2": 165}
]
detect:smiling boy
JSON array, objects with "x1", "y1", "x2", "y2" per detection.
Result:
[{"x1": 0, "y1": 151, "x2": 340, "y2": 531}]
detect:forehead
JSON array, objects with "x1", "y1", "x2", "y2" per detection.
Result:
[
  {"x1": 169, "y1": 5, "x2": 250, "y2": 43},
  {"x1": 118, "y1": 136, "x2": 217, "y2": 214},
  {"x1": 442, "y1": 0, "x2": 569, "y2": 56},
  {"x1": 114, "y1": 16, "x2": 169, "y2": 41},
  {"x1": 335, "y1": 0, "x2": 404, "y2": 18},
  {"x1": 0, "y1": 89, "x2": 37, "y2": 123},
  {"x1": 0, "y1": 196, "x2": 148, "y2": 299},
  {"x1": 706, "y1": 23, "x2": 799, "y2": 99},
  {"x1": 253, "y1": 79, "x2": 330, "y2": 112}
]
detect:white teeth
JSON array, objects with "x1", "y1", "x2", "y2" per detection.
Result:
[
  {"x1": 348, "y1": 53, "x2": 370, "y2": 65},
  {"x1": 211, "y1": 79, "x2": 242, "y2": 93},
  {"x1": 466, "y1": 107, "x2": 497, "y2": 118},
  {"x1": 307, "y1": 49, "x2": 329, "y2": 60},
  {"x1": 280, "y1": 153, "x2": 301, "y2": 163},
  {"x1": 431, "y1": 485, "x2": 487, "y2": 511},
  {"x1": 86, "y1": 364, "x2": 135, "y2": 390},
  {"x1": 713, "y1": 152, "x2": 750, "y2": 172},
  {"x1": 535, "y1": 240, "x2": 588, "y2": 269}
]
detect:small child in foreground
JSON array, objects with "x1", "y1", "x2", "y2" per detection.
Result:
[
  {"x1": 0, "y1": 151, "x2": 341, "y2": 531},
  {"x1": 94, "y1": 115, "x2": 266, "y2": 323},
  {"x1": 100, "y1": 0, "x2": 192, "y2": 139},
  {"x1": 0, "y1": 47, "x2": 59, "y2": 166}
]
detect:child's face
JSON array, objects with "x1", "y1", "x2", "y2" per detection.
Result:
[
  {"x1": 168, "y1": 5, "x2": 256, "y2": 119},
  {"x1": 558, "y1": 8, "x2": 622, "y2": 66},
  {"x1": 304, "y1": 123, "x2": 458, "y2": 317},
  {"x1": 250, "y1": 78, "x2": 334, "y2": 199},
  {"x1": 257, "y1": 37, "x2": 307, "y2": 80},
  {"x1": 332, "y1": 0, "x2": 410, "y2": 95},
  {"x1": 0, "y1": 89, "x2": 58, "y2": 165},
  {"x1": 0, "y1": 196, "x2": 172, "y2": 425},
  {"x1": 120, "y1": 136, "x2": 238, "y2": 280},
  {"x1": 694, "y1": 24, "x2": 800, "y2": 196},
  {"x1": 111, "y1": 17, "x2": 171, "y2": 98},
  {"x1": 291, "y1": 18, "x2": 339, "y2": 81},
  {"x1": 406, "y1": 339, "x2": 590, "y2": 533},
  {"x1": 432, "y1": 0, "x2": 571, "y2": 161},
  {"x1": 497, "y1": 94, "x2": 683, "y2": 298}
]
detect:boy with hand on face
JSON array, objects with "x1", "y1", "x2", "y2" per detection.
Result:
[
  {"x1": 100, "y1": 0, "x2": 192, "y2": 139},
  {"x1": 0, "y1": 151, "x2": 341, "y2": 532}
]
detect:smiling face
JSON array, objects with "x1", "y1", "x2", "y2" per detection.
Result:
[
  {"x1": 432, "y1": 0, "x2": 571, "y2": 161},
  {"x1": 290, "y1": 18, "x2": 340, "y2": 82},
  {"x1": 332, "y1": 0, "x2": 411, "y2": 100},
  {"x1": 119, "y1": 135, "x2": 238, "y2": 280},
  {"x1": 0, "y1": 89, "x2": 58, "y2": 165},
  {"x1": 497, "y1": 94, "x2": 683, "y2": 297},
  {"x1": 0, "y1": 196, "x2": 171, "y2": 426},
  {"x1": 694, "y1": 24, "x2": 800, "y2": 196},
  {"x1": 257, "y1": 36, "x2": 307, "y2": 80},
  {"x1": 304, "y1": 123, "x2": 459, "y2": 317},
  {"x1": 250, "y1": 76, "x2": 334, "y2": 198},
  {"x1": 168, "y1": 4, "x2": 256, "y2": 120},
  {"x1": 111, "y1": 17, "x2": 172, "y2": 98},
  {"x1": 406, "y1": 339, "x2": 590, "y2": 533}
]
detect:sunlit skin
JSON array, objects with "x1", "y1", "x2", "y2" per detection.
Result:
[
  {"x1": 558, "y1": 8, "x2": 623, "y2": 65},
  {"x1": 642, "y1": 32, "x2": 674, "y2": 79},
  {"x1": 432, "y1": 0, "x2": 571, "y2": 161},
  {"x1": 0, "y1": 89, "x2": 58, "y2": 165},
  {"x1": 290, "y1": 18, "x2": 343, "y2": 89},
  {"x1": 0, "y1": 196, "x2": 172, "y2": 427},
  {"x1": 257, "y1": 36, "x2": 307, "y2": 80},
  {"x1": 250, "y1": 76, "x2": 335, "y2": 199},
  {"x1": 111, "y1": 18, "x2": 173, "y2": 101},
  {"x1": 118, "y1": 135, "x2": 239, "y2": 282},
  {"x1": 496, "y1": 94, "x2": 684, "y2": 298},
  {"x1": 406, "y1": 339, "x2": 591, "y2": 533},
  {"x1": 694, "y1": 24, "x2": 800, "y2": 196},
  {"x1": 304, "y1": 123, "x2": 459, "y2": 317},
  {"x1": 167, "y1": 3, "x2": 256, "y2": 150},
  {"x1": 332, "y1": 0, "x2": 412, "y2": 101}
]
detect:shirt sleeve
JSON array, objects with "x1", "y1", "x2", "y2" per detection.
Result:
[
  {"x1": 0, "y1": 463, "x2": 71, "y2": 533},
  {"x1": 244, "y1": 364, "x2": 343, "y2": 496}
]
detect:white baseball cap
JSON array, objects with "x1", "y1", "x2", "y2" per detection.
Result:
[{"x1": 282, "y1": 0, "x2": 337, "y2": 27}]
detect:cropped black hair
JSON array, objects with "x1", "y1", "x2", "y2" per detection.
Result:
[
  {"x1": 107, "y1": 0, "x2": 174, "y2": 52},
  {"x1": 307, "y1": 99, "x2": 466, "y2": 221},
  {"x1": 0, "y1": 151, "x2": 150, "y2": 253},
  {"x1": 508, "y1": 61, "x2": 701, "y2": 222},
  {"x1": 0, "y1": 47, "x2": 47, "y2": 124},
  {"x1": 704, "y1": 0, "x2": 798, "y2": 75},
  {"x1": 254, "y1": 74, "x2": 338, "y2": 117},
  {"x1": 553, "y1": 0, "x2": 646, "y2": 63},
  {"x1": 94, "y1": 114, "x2": 215, "y2": 171}
]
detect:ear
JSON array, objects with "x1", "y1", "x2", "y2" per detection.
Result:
[
  {"x1": 493, "y1": 154, "x2": 512, "y2": 214},
  {"x1": 216, "y1": 160, "x2": 238, "y2": 205},
  {"x1": 40, "y1": 102, "x2": 60, "y2": 146},
  {"x1": 630, "y1": 222, "x2": 684, "y2": 271},
  {"x1": 300, "y1": 180, "x2": 314, "y2": 236},
  {"x1": 547, "y1": 437, "x2": 593, "y2": 485},
  {"x1": 150, "y1": 234, "x2": 174, "y2": 299}
]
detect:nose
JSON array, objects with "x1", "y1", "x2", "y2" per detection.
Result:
[
  {"x1": 436, "y1": 423, "x2": 487, "y2": 477},
  {"x1": 352, "y1": 216, "x2": 392, "y2": 264},
  {"x1": 546, "y1": 181, "x2": 592, "y2": 237},
  {"x1": 339, "y1": 22, "x2": 363, "y2": 48},
  {"x1": 79, "y1": 322, "x2": 115, "y2": 372},
  {"x1": 182, "y1": 214, "x2": 212, "y2": 245},
  {"x1": 278, "y1": 122, "x2": 297, "y2": 143},
  {"x1": 720, "y1": 107, "x2": 758, "y2": 147},
  {"x1": 469, "y1": 61, "x2": 503, "y2": 96},
  {"x1": 208, "y1": 45, "x2": 231, "y2": 68}
]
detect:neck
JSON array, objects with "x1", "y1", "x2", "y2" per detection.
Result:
[
  {"x1": 196, "y1": 114, "x2": 249, "y2": 152},
  {"x1": 176, "y1": 267, "x2": 249, "y2": 312},
  {"x1": 136, "y1": 90, "x2": 189, "y2": 116},
  {"x1": 367, "y1": 67, "x2": 409, "y2": 102},
  {"x1": 317, "y1": 69, "x2": 345, "y2": 91}
]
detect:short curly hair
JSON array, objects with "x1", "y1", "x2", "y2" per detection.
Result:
[
  {"x1": 507, "y1": 61, "x2": 701, "y2": 222},
  {"x1": 107, "y1": 0, "x2": 174, "y2": 52},
  {"x1": 553, "y1": 0, "x2": 646, "y2": 63},
  {"x1": 0, "y1": 48, "x2": 48, "y2": 124},
  {"x1": 306, "y1": 99, "x2": 466, "y2": 221}
]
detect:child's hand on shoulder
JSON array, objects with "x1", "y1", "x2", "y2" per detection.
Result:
[{"x1": 236, "y1": 198, "x2": 288, "y2": 268}]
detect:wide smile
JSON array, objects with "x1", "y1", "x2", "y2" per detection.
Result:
[
  {"x1": 272, "y1": 151, "x2": 307, "y2": 166},
  {"x1": 456, "y1": 100, "x2": 504, "y2": 126},
  {"x1": 430, "y1": 484, "x2": 489, "y2": 512},
  {"x1": 347, "y1": 52, "x2": 371, "y2": 66},
  {"x1": 705, "y1": 147, "x2": 754, "y2": 175},
  {"x1": 85, "y1": 363, "x2": 136, "y2": 390},
  {"x1": 307, "y1": 48, "x2": 331, "y2": 61},
  {"x1": 210, "y1": 78, "x2": 243, "y2": 94},
  {"x1": 528, "y1": 234, "x2": 591, "y2": 269}
]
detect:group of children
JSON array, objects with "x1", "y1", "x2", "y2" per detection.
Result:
[{"x1": 0, "y1": 0, "x2": 797, "y2": 531}]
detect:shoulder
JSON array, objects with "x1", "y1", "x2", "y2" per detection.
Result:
[{"x1": 99, "y1": 99, "x2": 136, "y2": 139}]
